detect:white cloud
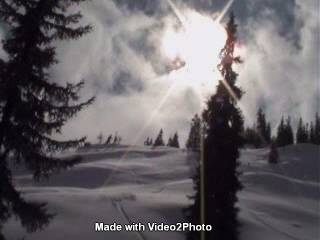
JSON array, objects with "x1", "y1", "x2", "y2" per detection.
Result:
[
  {"x1": 238, "y1": 0, "x2": 319, "y2": 131},
  {"x1": 1, "y1": 0, "x2": 318, "y2": 144}
]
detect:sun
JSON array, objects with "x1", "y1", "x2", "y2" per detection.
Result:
[{"x1": 161, "y1": 10, "x2": 227, "y2": 90}]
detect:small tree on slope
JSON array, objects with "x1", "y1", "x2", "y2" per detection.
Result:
[
  {"x1": 0, "y1": 0, "x2": 93, "y2": 237},
  {"x1": 186, "y1": 13, "x2": 244, "y2": 240},
  {"x1": 153, "y1": 129, "x2": 165, "y2": 147},
  {"x1": 171, "y1": 132, "x2": 180, "y2": 148}
]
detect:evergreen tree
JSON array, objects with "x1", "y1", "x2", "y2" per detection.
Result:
[
  {"x1": 243, "y1": 126, "x2": 261, "y2": 148},
  {"x1": 153, "y1": 129, "x2": 165, "y2": 147},
  {"x1": 266, "y1": 122, "x2": 271, "y2": 143},
  {"x1": 113, "y1": 135, "x2": 118, "y2": 145},
  {"x1": 0, "y1": 0, "x2": 93, "y2": 237},
  {"x1": 186, "y1": 14, "x2": 244, "y2": 240},
  {"x1": 296, "y1": 118, "x2": 309, "y2": 143},
  {"x1": 309, "y1": 122, "x2": 315, "y2": 144},
  {"x1": 186, "y1": 114, "x2": 201, "y2": 152},
  {"x1": 277, "y1": 116, "x2": 294, "y2": 146},
  {"x1": 171, "y1": 132, "x2": 180, "y2": 148},
  {"x1": 256, "y1": 108, "x2": 271, "y2": 144},
  {"x1": 285, "y1": 116, "x2": 294, "y2": 145},
  {"x1": 276, "y1": 117, "x2": 286, "y2": 147},
  {"x1": 105, "y1": 134, "x2": 113, "y2": 145},
  {"x1": 314, "y1": 113, "x2": 320, "y2": 144},
  {"x1": 167, "y1": 136, "x2": 173, "y2": 147}
]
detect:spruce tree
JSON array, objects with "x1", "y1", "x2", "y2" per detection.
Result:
[
  {"x1": 276, "y1": 117, "x2": 286, "y2": 147},
  {"x1": 113, "y1": 135, "x2": 118, "y2": 145},
  {"x1": 296, "y1": 118, "x2": 309, "y2": 143},
  {"x1": 0, "y1": 0, "x2": 93, "y2": 237},
  {"x1": 256, "y1": 108, "x2": 271, "y2": 145},
  {"x1": 153, "y1": 129, "x2": 165, "y2": 147},
  {"x1": 105, "y1": 134, "x2": 113, "y2": 145},
  {"x1": 186, "y1": 13, "x2": 244, "y2": 240},
  {"x1": 266, "y1": 122, "x2": 271, "y2": 143},
  {"x1": 315, "y1": 113, "x2": 320, "y2": 144},
  {"x1": 171, "y1": 132, "x2": 180, "y2": 148},
  {"x1": 167, "y1": 136, "x2": 173, "y2": 147},
  {"x1": 277, "y1": 116, "x2": 294, "y2": 146},
  {"x1": 309, "y1": 122, "x2": 315, "y2": 144},
  {"x1": 285, "y1": 116, "x2": 294, "y2": 145},
  {"x1": 186, "y1": 114, "x2": 201, "y2": 152},
  {"x1": 243, "y1": 126, "x2": 261, "y2": 148}
]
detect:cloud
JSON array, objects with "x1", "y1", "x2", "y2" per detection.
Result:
[
  {"x1": 0, "y1": 0, "x2": 318, "y2": 144},
  {"x1": 238, "y1": 0, "x2": 319, "y2": 131},
  {"x1": 51, "y1": 0, "x2": 201, "y2": 145},
  {"x1": 52, "y1": 0, "x2": 320, "y2": 143}
]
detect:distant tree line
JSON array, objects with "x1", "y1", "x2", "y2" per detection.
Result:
[
  {"x1": 144, "y1": 129, "x2": 180, "y2": 148},
  {"x1": 104, "y1": 133, "x2": 122, "y2": 145},
  {"x1": 84, "y1": 132, "x2": 123, "y2": 147},
  {"x1": 242, "y1": 108, "x2": 320, "y2": 148},
  {"x1": 295, "y1": 113, "x2": 320, "y2": 144}
]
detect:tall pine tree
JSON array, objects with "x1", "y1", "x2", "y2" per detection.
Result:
[
  {"x1": 153, "y1": 129, "x2": 165, "y2": 147},
  {"x1": 296, "y1": 117, "x2": 309, "y2": 143},
  {"x1": 0, "y1": 0, "x2": 93, "y2": 238},
  {"x1": 171, "y1": 132, "x2": 180, "y2": 148},
  {"x1": 276, "y1": 116, "x2": 294, "y2": 146},
  {"x1": 314, "y1": 113, "x2": 320, "y2": 144},
  {"x1": 276, "y1": 117, "x2": 286, "y2": 146},
  {"x1": 285, "y1": 116, "x2": 294, "y2": 145},
  {"x1": 186, "y1": 114, "x2": 201, "y2": 152},
  {"x1": 186, "y1": 13, "x2": 244, "y2": 240}
]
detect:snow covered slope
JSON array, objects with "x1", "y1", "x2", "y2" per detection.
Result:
[{"x1": 3, "y1": 144, "x2": 320, "y2": 240}]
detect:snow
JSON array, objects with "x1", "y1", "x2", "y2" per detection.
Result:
[{"x1": 3, "y1": 144, "x2": 320, "y2": 240}]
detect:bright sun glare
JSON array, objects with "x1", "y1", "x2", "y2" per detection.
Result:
[{"x1": 161, "y1": 11, "x2": 227, "y2": 90}]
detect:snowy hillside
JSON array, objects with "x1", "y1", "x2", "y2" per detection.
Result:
[{"x1": 3, "y1": 144, "x2": 320, "y2": 240}]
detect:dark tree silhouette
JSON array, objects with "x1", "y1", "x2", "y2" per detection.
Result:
[
  {"x1": 285, "y1": 117, "x2": 294, "y2": 145},
  {"x1": 153, "y1": 129, "x2": 165, "y2": 147},
  {"x1": 243, "y1": 108, "x2": 271, "y2": 148},
  {"x1": 171, "y1": 132, "x2": 180, "y2": 148},
  {"x1": 276, "y1": 116, "x2": 294, "y2": 147},
  {"x1": 186, "y1": 114, "x2": 201, "y2": 152},
  {"x1": 0, "y1": 0, "x2": 93, "y2": 238},
  {"x1": 309, "y1": 122, "x2": 315, "y2": 143},
  {"x1": 313, "y1": 113, "x2": 320, "y2": 144},
  {"x1": 257, "y1": 108, "x2": 271, "y2": 144},
  {"x1": 186, "y1": 13, "x2": 244, "y2": 240},
  {"x1": 243, "y1": 126, "x2": 261, "y2": 148},
  {"x1": 105, "y1": 134, "x2": 113, "y2": 145},
  {"x1": 276, "y1": 117, "x2": 286, "y2": 146},
  {"x1": 296, "y1": 117, "x2": 309, "y2": 143},
  {"x1": 113, "y1": 135, "x2": 118, "y2": 145}
]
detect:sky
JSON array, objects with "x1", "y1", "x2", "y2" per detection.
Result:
[{"x1": 0, "y1": 0, "x2": 319, "y2": 145}]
